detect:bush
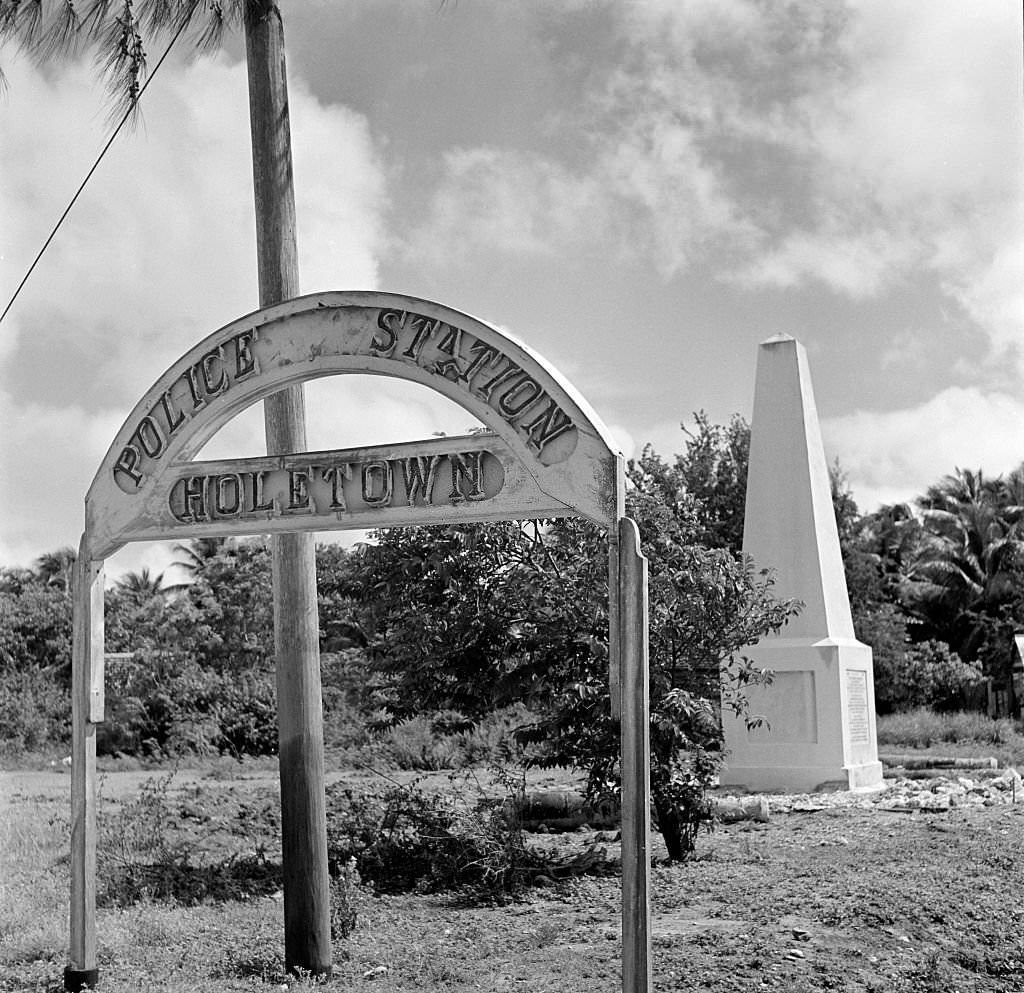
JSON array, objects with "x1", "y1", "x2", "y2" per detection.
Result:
[
  {"x1": 0, "y1": 585, "x2": 72, "y2": 675},
  {"x1": 324, "y1": 773, "x2": 542, "y2": 901},
  {"x1": 321, "y1": 649, "x2": 375, "y2": 752},
  {"x1": 99, "y1": 655, "x2": 278, "y2": 759},
  {"x1": 376, "y1": 717, "x2": 465, "y2": 770},
  {"x1": 876, "y1": 707, "x2": 1017, "y2": 748},
  {"x1": 856, "y1": 604, "x2": 983, "y2": 712},
  {"x1": 0, "y1": 668, "x2": 70, "y2": 755}
]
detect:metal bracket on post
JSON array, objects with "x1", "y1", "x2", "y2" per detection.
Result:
[{"x1": 618, "y1": 517, "x2": 651, "y2": 993}]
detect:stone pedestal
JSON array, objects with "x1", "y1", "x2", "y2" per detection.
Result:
[
  {"x1": 721, "y1": 335, "x2": 884, "y2": 793},
  {"x1": 724, "y1": 637, "x2": 883, "y2": 792}
]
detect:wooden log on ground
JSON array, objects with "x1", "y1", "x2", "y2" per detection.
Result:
[{"x1": 879, "y1": 754, "x2": 998, "y2": 771}]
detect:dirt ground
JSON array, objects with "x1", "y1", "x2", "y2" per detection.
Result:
[{"x1": 5, "y1": 764, "x2": 1024, "y2": 992}]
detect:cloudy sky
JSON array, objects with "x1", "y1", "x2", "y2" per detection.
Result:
[{"x1": 0, "y1": 0, "x2": 1021, "y2": 579}]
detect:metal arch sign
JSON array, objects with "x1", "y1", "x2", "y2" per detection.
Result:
[
  {"x1": 84, "y1": 291, "x2": 625, "y2": 559},
  {"x1": 69, "y1": 291, "x2": 652, "y2": 993}
]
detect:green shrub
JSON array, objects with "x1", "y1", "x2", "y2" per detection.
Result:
[
  {"x1": 325, "y1": 773, "x2": 542, "y2": 901},
  {"x1": 99, "y1": 655, "x2": 278, "y2": 759},
  {"x1": 0, "y1": 668, "x2": 70, "y2": 755},
  {"x1": 377, "y1": 717, "x2": 465, "y2": 770},
  {"x1": 856, "y1": 605, "x2": 983, "y2": 713},
  {"x1": 329, "y1": 857, "x2": 364, "y2": 941}
]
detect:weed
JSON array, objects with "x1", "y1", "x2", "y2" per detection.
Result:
[
  {"x1": 330, "y1": 857, "x2": 364, "y2": 941},
  {"x1": 527, "y1": 919, "x2": 563, "y2": 949}
]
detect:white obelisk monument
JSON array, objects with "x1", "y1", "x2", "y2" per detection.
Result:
[{"x1": 721, "y1": 335, "x2": 884, "y2": 792}]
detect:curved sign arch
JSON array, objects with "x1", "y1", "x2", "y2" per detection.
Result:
[
  {"x1": 68, "y1": 291, "x2": 651, "y2": 993},
  {"x1": 86, "y1": 291, "x2": 624, "y2": 558}
]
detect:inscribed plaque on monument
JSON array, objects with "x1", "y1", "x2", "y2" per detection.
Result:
[
  {"x1": 747, "y1": 670, "x2": 818, "y2": 744},
  {"x1": 846, "y1": 669, "x2": 870, "y2": 744}
]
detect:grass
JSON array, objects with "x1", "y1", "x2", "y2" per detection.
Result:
[
  {"x1": 7, "y1": 706, "x2": 1024, "y2": 991},
  {"x1": 876, "y1": 707, "x2": 1024, "y2": 766},
  {"x1": 0, "y1": 782, "x2": 612, "y2": 993},
  {"x1": 7, "y1": 769, "x2": 1024, "y2": 992}
]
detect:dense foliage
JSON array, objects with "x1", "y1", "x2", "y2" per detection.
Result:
[{"x1": 359, "y1": 440, "x2": 800, "y2": 859}]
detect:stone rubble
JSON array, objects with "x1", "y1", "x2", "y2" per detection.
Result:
[{"x1": 715, "y1": 767, "x2": 1024, "y2": 817}]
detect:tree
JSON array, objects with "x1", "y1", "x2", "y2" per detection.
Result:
[
  {"x1": 170, "y1": 537, "x2": 227, "y2": 581},
  {"x1": 632, "y1": 411, "x2": 750, "y2": 552},
  {"x1": 360, "y1": 469, "x2": 799, "y2": 861},
  {"x1": 0, "y1": 581, "x2": 72, "y2": 674},
  {"x1": 904, "y1": 478, "x2": 1024, "y2": 666},
  {"x1": 1, "y1": 2, "x2": 331, "y2": 974},
  {"x1": 33, "y1": 546, "x2": 77, "y2": 592},
  {"x1": 115, "y1": 567, "x2": 165, "y2": 598}
]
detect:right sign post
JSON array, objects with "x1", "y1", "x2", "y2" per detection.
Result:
[{"x1": 619, "y1": 517, "x2": 653, "y2": 993}]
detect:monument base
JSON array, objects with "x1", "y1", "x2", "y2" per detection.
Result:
[{"x1": 721, "y1": 637, "x2": 886, "y2": 794}]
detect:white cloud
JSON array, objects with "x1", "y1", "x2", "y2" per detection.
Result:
[
  {"x1": 0, "y1": 393, "x2": 124, "y2": 567},
  {"x1": 740, "y1": 1, "x2": 1024, "y2": 329},
  {"x1": 951, "y1": 207, "x2": 1024, "y2": 358},
  {"x1": 0, "y1": 51, "x2": 390, "y2": 567},
  {"x1": 402, "y1": 147, "x2": 606, "y2": 264},
  {"x1": 742, "y1": 224, "x2": 915, "y2": 299},
  {"x1": 406, "y1": 1, "x2": 1022, "y2": 366},
  {"x1": 823, "y1": 387, "x2": 1024, "y2": 512}
]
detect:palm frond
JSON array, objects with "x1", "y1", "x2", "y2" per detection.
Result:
[{"x1": 1, "y1": 0, "x2": 245, "y2": 117}]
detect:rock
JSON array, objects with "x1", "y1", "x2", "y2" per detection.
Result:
[{"x1": 991, "y1": 769, "x2": 1022, "y2": 792}]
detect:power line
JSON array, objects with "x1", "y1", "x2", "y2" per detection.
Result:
[{"x1": 0, "y1": 14, "x2": 194, "y2": 327}]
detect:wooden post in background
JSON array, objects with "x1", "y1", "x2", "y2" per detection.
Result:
[
  {"x1": 244, "y1": 2, "x2": 332, "y2": 977},
  {"x1": 618, "y1": 517, "x2": 652, "y2": 993},
  {"x1": 66, "y1": 547, "x2": 104, "y2": 992}
]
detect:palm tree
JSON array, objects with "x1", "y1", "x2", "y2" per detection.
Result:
[
  {"x1": 115, "y1": 567, "x2": 165, "y2": 597},
  {"x1": 2, "y1": 2, "x2": 331, "y2": 977},
  {"x1": 903, "y1": 490, "x2": 1024, "y2": 663},
  {"x1": 988, "y1": 463, "x2": 1024, "y2": 525},
  {"x1": 918, "y1": 466, "x2": 992, "y2": 512},
  {"x1": 33, "y1": 545, "x2": 77, "y2": 591},
  {"x1": 171, "y1": 536, "x2": 226, "y2": 580}
]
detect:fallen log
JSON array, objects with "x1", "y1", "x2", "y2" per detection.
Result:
[
  {"x1": 879, "y1": 754, "x2": 998, "y2": 771},
  {"x1": 514, "y1": 790, "x2": 770, "y2": 831}
]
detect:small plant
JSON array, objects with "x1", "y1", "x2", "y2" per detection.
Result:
[
  {"x1": 378, "y1": 716, "x2": 464, "y2": 770},
  {"x1": 330, "y1": 857, "x2": 363, "y2": 941}
]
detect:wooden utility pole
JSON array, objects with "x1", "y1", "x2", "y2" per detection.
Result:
[{"x1": 243, "y1": 1, "x2": 332, "y2": 977}]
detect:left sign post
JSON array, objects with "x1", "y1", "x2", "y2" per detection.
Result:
[{"x1": 65, "y1": 547, "x2": 104, "y2": 991}]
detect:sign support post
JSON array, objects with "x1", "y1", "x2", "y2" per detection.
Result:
[
  {"x1": 619, "y1": 518, "x2": 652, "y2": 993},
  {"x1": 65, "y1": 548, "x2": 104, "y2": 992}
]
